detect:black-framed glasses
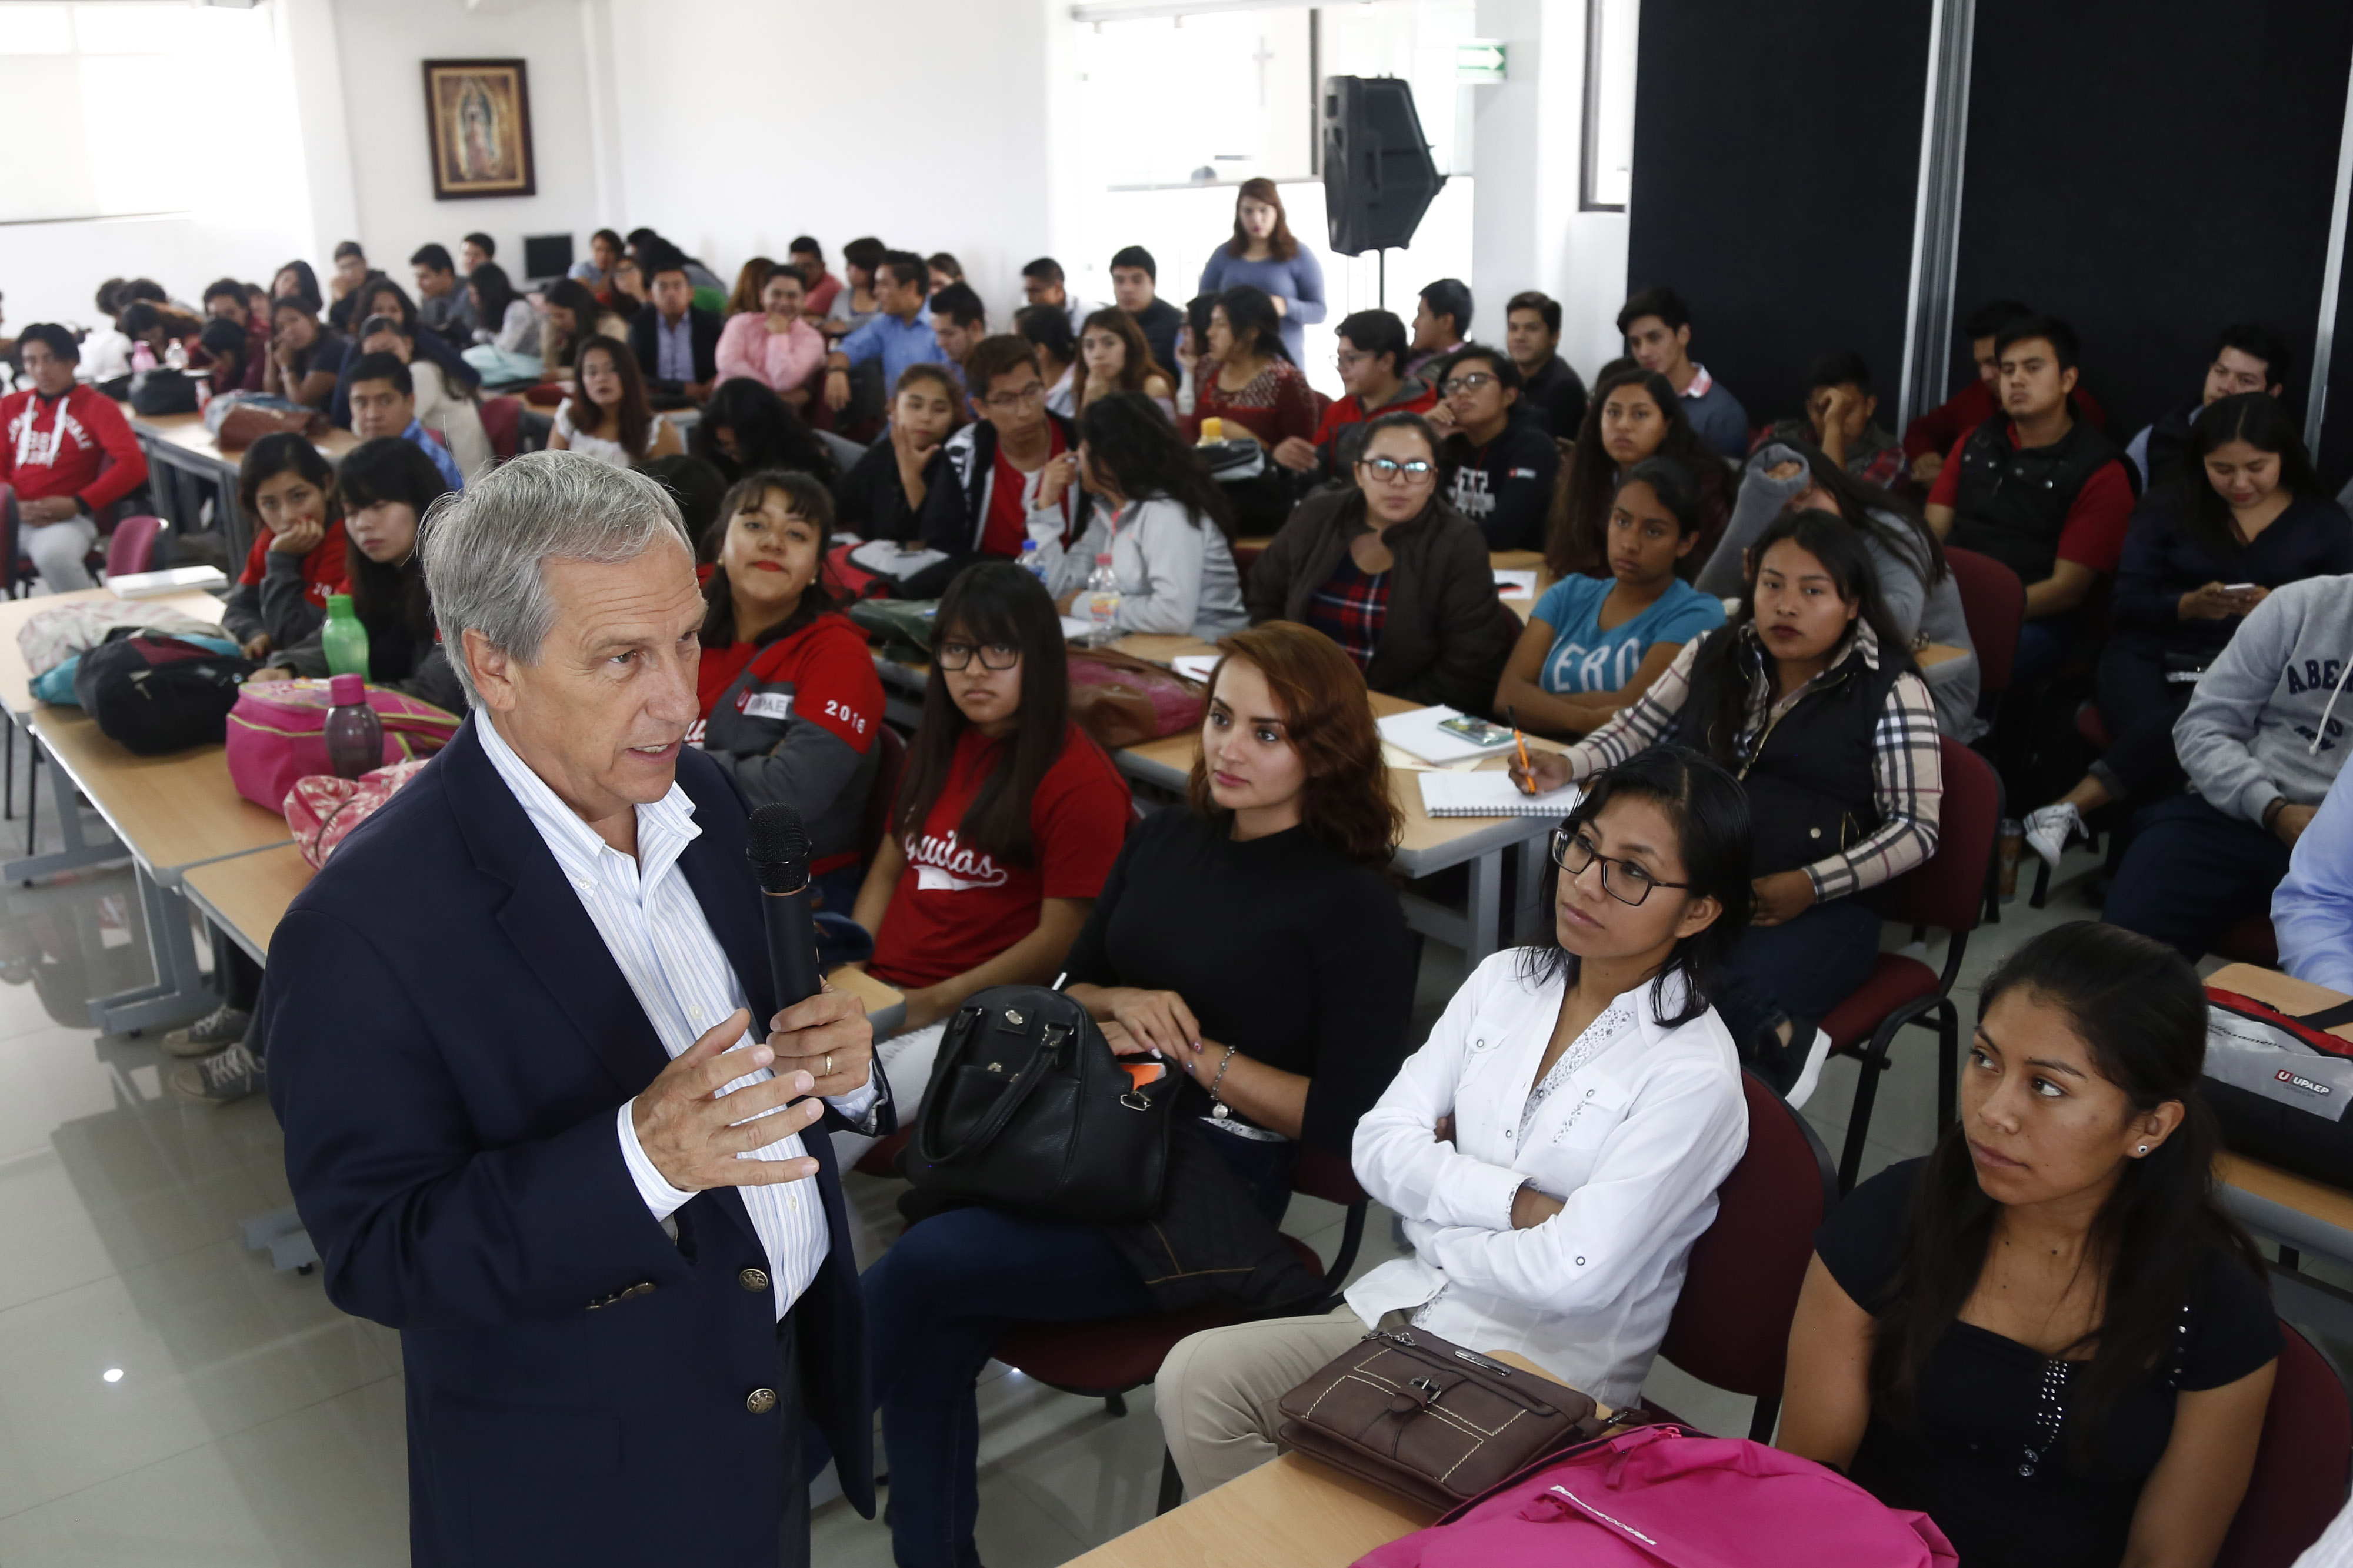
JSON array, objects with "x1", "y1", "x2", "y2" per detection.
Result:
[
  {"x1": 1441, "y1": 372, "x2": 1497, "y2": 396},
  {"x1": 982, "y1": 382, "x2": 1048, "y2": 413},
  {"x1": 935, "y1": 640, "x2": 1021, "y2": 671},
  {"x1": 1359, "y1": 456, "x2": 1435, "y2": 484},
  {"x1": 1550, "y1": 828, "x2": 1689, "y2": 906}
]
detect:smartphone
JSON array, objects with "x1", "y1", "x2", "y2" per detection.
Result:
[
  {"x1": 2223, "y1": 583, "x2": 2259, "y2": 595},
  {"x1": 1437, "y1": 715, "x2": 1517, "y2": 748},
  {"x1": 1120, "y1": 1059, "x2": 1168, "y2": 1090}
]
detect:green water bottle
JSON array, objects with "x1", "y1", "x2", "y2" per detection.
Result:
[{"x1": 321, "y1": 594, "x2": 369, "y2": 679}]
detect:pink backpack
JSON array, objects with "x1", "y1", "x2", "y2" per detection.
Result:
[
  {"x1": 226, "y1": 679, "x2": 461, "y2": 812},
  {"x1": 1355, "y1": 1425, "x2": 1956, "y2": 1568}
]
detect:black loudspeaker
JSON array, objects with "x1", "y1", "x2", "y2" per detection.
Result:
[{"x1": 1321, "y1": 76, "x2": 1447, "y2": 256}]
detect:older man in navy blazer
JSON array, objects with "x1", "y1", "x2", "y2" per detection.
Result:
[{"x1": 263, "y1": 452, "x2": 891, "y2": 1567}]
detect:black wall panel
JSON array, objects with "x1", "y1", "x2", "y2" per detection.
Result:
[
  {"x1": 1952, "y1": 0, "x2": 2352, "y2": 462},
  {"x1": 1627, "y1": 0, "x2": 1934, "y2": 436}
]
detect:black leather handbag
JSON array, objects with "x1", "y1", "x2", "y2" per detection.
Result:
[{"x1": 905, "y1": 986, "x2": 1182, "y2": 1224}]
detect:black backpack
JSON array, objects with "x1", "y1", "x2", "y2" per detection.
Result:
[
  {"x1": 74, "y1": 632, "x2": 255, "y2": 755},
  {"x1": 128, "y1": 368, "x2": 202, "y2": 416}
]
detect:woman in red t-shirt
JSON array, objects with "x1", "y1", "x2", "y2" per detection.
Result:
[
  {"x1": 695, "y1": 470, "x2": 886, "y2": 910},
  {"x1": 222, "y1": 432, "x2": 350, "y2": 662},
  {"x1": 1187, "y1": 284, "x2": 1318, "y2": 449}
]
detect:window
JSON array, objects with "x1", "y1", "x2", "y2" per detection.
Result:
[
  {"x1": 0, "y1": 4, "x2": 272, "y2": 225},
  {"x1": 1074, "y1": 11, "x2": 1314, "y2": 192},
  {"x1": 1314, "y1": 0, "x2": 1478, "y2": 178},
  {"x1": 1581, "y1": 0, "x2": 1637, "y2": 212}
]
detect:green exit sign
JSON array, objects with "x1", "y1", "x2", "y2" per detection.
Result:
[{"x1": 1457, "y1": 39, "x2": 1508, "y2": 82}]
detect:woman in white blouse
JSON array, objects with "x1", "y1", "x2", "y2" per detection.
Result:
[{"x1": 1155, "y1": 744, "x2": 1755, "y2": 1497}]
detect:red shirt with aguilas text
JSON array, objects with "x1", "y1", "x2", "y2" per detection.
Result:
[
  {"x1": 238, "y1": 519, "x2": 351, "y2": 606},
  {"x1": 978, "y1": 421, "x2": 1068, "y2": 559},
  {"x1": 868, "y1": 721, "x2": 1131, "y2": 991}
]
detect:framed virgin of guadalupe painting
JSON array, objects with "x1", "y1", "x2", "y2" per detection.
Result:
[{"x1": 422, "y1": 59, "x2": 536, "y2": 200}]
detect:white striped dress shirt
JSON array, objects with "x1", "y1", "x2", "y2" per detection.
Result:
[{"x1": 478, "y1": 713, "x2": 878, "y2": 1319}]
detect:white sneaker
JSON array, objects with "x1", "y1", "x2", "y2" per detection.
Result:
[
  {"x1": 2023, "y1": 803, "x2": 2081, "y2": 869},
  {"x1": 1787, "y1": 1028, "x2": 1834, "y2": 1112}
]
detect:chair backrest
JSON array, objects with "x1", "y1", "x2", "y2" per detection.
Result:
[
  {"x1": 2215, "y1": 1320, "x2": 2352, "y2": 1568},
  {"x1": 105, "y1": 515, "x2": 164, "y2": 578},
  {"x1": 478, "y1": 395, "x2": 522, "y2": 460},
  {"x1": 1882, "y1": 736, "x2": 2000, "y2": 936},
  {"x1": 856, "y1": 724, "x2": 909, "y2": 869},
  {"x1": 1942, "y1": 546, "x2": 2023, "y2": 698},
  {"x1": 1657, "y1": 1070, "x2": 1837, "y2": 1399}
]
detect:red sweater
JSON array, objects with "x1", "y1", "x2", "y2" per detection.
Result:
[{"x1": 0, "y1": 385, "x2": 149, "y2": 512}]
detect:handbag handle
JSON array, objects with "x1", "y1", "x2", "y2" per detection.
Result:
[{"x1": 921, "y1": 1019, "x2": 1072, "y2": 1167}]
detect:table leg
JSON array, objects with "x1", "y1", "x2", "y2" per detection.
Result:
[
  {"x1": 1513, "y1": 832, "x2": 1549, "y2": 946},
  {"x1": 1464, "y1": 849, "x2": 1502, "y2": 963},
  {"x1": 88, "y1": 864, "x2": 216, "y2": 1034},
  {"x1": 1, "y1": 725, "x2": 125, "y2": 883}
]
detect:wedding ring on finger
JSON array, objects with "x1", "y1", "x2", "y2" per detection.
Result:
[{"x1": 824, "y1": 1053, "x2": 833, "y2": 1077}]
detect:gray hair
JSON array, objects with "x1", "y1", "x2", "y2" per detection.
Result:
[{"x1": 416, "y1": 451, "x2": 692, "y2": 707}]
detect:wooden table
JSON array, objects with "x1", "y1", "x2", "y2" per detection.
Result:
[
  {"x1": 828, "y1": 964, "x2": 907, "y2": 1040},
  {"x1": 119, "y1": 403, "x2": 358, "y2": 563},
  {"x1": 1069, "y1": 1350, "x2": 1582, "y2": 1568},
  {"x1": 2206, "y1": 963, "x2": 2353, "y2": 1340}
]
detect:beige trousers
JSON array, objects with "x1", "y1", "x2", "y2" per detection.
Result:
[{"x1": 1154, "y1": 1306, "x2": 1371, "y2": 1498}]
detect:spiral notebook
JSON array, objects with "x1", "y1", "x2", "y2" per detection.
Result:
[{"x1": 1418, "y1": 773, "x2": 1582, "y2": 818}]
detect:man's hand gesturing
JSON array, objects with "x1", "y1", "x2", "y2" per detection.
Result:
[{"x1": 628, "y1": 1009, "x2": 824, "y2": 1192}]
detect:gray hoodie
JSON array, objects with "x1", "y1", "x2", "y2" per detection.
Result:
[{"x1": 2175, "y1": 574, "x2": 2353, "y2": 823}]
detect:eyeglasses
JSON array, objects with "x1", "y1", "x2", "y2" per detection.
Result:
[
  {"x1": 1358, "y1": 456, "x2": 1435, "y2": 485},
  {"x1": 1441, "y1": 372, "x2": 1497, "y2": 396},
  {"x1": 1334, "y1": 349, "x2": 1372, "y2": 371},
  {"x1": 982, "y1": 383, "x2": 1048, "y2": 413},
  {"x1": 934, "y1": 640, "x2": 1021, "y2": 671},
  {"x1": 1550, "y1": 828, "x2": 1689, "y2": 906}
]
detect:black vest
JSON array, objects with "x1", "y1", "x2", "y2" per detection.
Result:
[
  {"x1": 1947, "y1": 406, "x2": 2122, "y2": 583},
  {"x1": 1670, "y1": 635, "x2": 1905, "y2": 880}
]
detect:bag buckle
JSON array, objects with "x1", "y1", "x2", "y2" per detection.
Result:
[{"x1": 1119, "y1": 1089, "x2": 1151, "y2": 1112}]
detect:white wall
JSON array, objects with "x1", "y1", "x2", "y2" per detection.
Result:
[
  {"x1": 1470, "y1": 0, "x2": 1628, "y2": 381},
  {"x1": 329, "y1": 0, "x2": 605, "y2": 280},
  {"x1": 601, "y1": 0, "x2": 1062, "y2": 319}
]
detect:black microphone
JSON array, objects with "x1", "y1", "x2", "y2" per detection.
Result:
[{"x1": 746, "y1": 803, "x2": 824, "y2": 1039}]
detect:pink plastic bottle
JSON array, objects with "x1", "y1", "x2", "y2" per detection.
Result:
[{"x1": 322, "y1": 673, "x2": 382, "y2": 780}]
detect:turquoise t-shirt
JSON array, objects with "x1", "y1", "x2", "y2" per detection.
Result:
[{"x1": 1531, "y1": 575, "x2": 1727, "y2": 694}]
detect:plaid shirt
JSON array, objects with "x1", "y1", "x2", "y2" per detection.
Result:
[
  {"x1": 1564, "y1": 620, "x2": 1942, "y2": 900},
  {"x1": 1304, "y1": 557, "x2": 1391, "y2": 670}
]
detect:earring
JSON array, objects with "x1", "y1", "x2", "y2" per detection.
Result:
[{"x1": 2136, "y1": 1144, "x2": 2149, "y2": 1155}]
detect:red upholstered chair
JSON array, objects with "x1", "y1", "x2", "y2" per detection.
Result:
[
  {"x1": 1943, "y1": 547, "x2": 2023, "y2": 703},
  {"x1": 1817, "y1": 737, "x2": 2001, "y2": 1191},
  {"x1": 478, "y1": 395, "x2": 523, "y2": 461},
  {"x1": 2214, "y1": 1321, "x2": 2352, "y2": 1568},
  {"x1": 991, "y1": 1144, "x2": 1372, "y2": 1514},
  {"x1": 1652, "y1": 1070, "x2": 1838, "y2": 1442},
  {"x1": 104, "y1": 515, "x2": 164, "y2": 579}
]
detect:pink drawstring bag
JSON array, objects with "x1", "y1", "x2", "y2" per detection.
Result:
[
  {"x1": 226, "y1": 679, "x2": 461, "y2": 812},
  {"x1": 283, "y1": 758, "x2": 432, "y2": 869},
  {"x1": 1355, "y1": 1425, "x2": 1957, "y2": 1568}
]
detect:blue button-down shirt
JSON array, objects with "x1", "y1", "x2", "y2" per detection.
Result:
[
  {"x1": 402, "y1": 419, "x2": 466, "y2": 491},
  {"x1": 838, "y1": 306, "x2": 948, "y2": 396},
  {"x1": 655, "y1": 311, "x2": 695, "y2": 384}
]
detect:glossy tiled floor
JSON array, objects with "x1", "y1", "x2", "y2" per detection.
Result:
[{"x1": 0, "y1": 763, "x2": 2129, "y2": 1565}]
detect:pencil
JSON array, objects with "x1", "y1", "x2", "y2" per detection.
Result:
[{"x1": 1507, "y1": 705, "x2": 1534, "y2": 794}]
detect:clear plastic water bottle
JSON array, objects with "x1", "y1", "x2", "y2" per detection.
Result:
[
  {"x1": 322, "y1": 673, "x2": 382, "y2": 781},
  {"x1": 1087, "y1": 552, "x2": 1121, "y2": 638},
  {"x1": 164, "y1": 338, "x2": 188, "y2": 371},
  {"x1": 1019, "y1": 538, "x2": 1049, "y2": 586}
]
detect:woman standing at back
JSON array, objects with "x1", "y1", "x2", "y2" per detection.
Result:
[{"x1": 1196, "y1": 178, "x2": 1327, "y2": 365}]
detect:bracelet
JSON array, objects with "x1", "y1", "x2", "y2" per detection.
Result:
[{"x1": 1205, "y1": 1044, "x2": 1239, "y2": 1120}]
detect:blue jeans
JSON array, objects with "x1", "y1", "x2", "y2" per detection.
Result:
[
  {"x1": 2104, "y1": 794, "x2": 2287, "y2": 959},
  {"x1": 1712, "y1": 897, "x2": 1885, "y2": 1052}
]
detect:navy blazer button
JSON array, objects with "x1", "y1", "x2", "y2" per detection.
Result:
[
  {"x1": 746, "y1": 1387, "x2": 779, "y2": 1415},
  {"x1": 739, "y1": 1267, "x2": 771, "y2": 1293}
]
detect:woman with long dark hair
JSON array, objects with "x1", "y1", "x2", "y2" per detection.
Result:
[
  {"x1": 832, "y1": 363, "x2": 964, "y2": 542},
  {"x1": 1701, "y1": 437, "x2": 1980, "y2": 735},
  {"x1": 868, "y1": 623, "x2": 1412, "y2": 1565},
  {"x1": 270, "y1": 259, "x2": 322, "y2": 310},
  {"x1": 2021, "y1": 392, "x2": 2353, "y2": 867},
  {"x1": 1188, "y1": 285, "x2": 1318, "y2": 451},
  {"x1": 329, "y1": 276, "x2": 483, "y2": 425},
  {"x1": 1027, "y1": 392, "x2": 1246, "y2": 638},
  {"x1": 251, "y1": 436, "x2": 462, "y2": 712},
  {"x1": 1073, "y1": 306, "x2": 1176, "y2": 419},
  {"x1": 1515, "y1": 509, "x2": 1942, "y2": 1105},
  {"x1": 1547, "y1": 364, "x2": 1734, "y2": 579},
  {"x1": 224, "y1": 432, "x2": 348, "y2": 659},
  {"x1": 466, "y1": 261, "x2": 537, "y2": 356},
  {"x1": 1782, "y1": 922, "x2": 2279, "y2": 1568},
  {"x1": 695, "y1": 469, "x2": 885, "y2": 903},
  {"x1": 538, "y1": 276, "x2": 627, "y2": 383},
  {"x1": 550, "y1": 335, "x2": 681, "y2": 468},
  {"x1": 1195, "y1": 176, "x2": 1327, "y2": 363},
  {"x1": 1157, "y1": 743, "x2": 1754, "y2": 1496},
  {"x1": 691, "y1": 375, "x2": 840, "y2": 485}
]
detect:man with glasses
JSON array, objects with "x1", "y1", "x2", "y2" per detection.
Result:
[
  {"x1": 1429, "y1": 344, "x2": 1559, "y2": 551},
  {"x1": 910, "y1": 335, "x2": 1082, "y2": 591},
  {"x1": 822, "y1": 250, "x2": 948, "y2": 415},
  {"x1": 1272, "y1": 309, "x2": 1434, "y2": 482}
]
